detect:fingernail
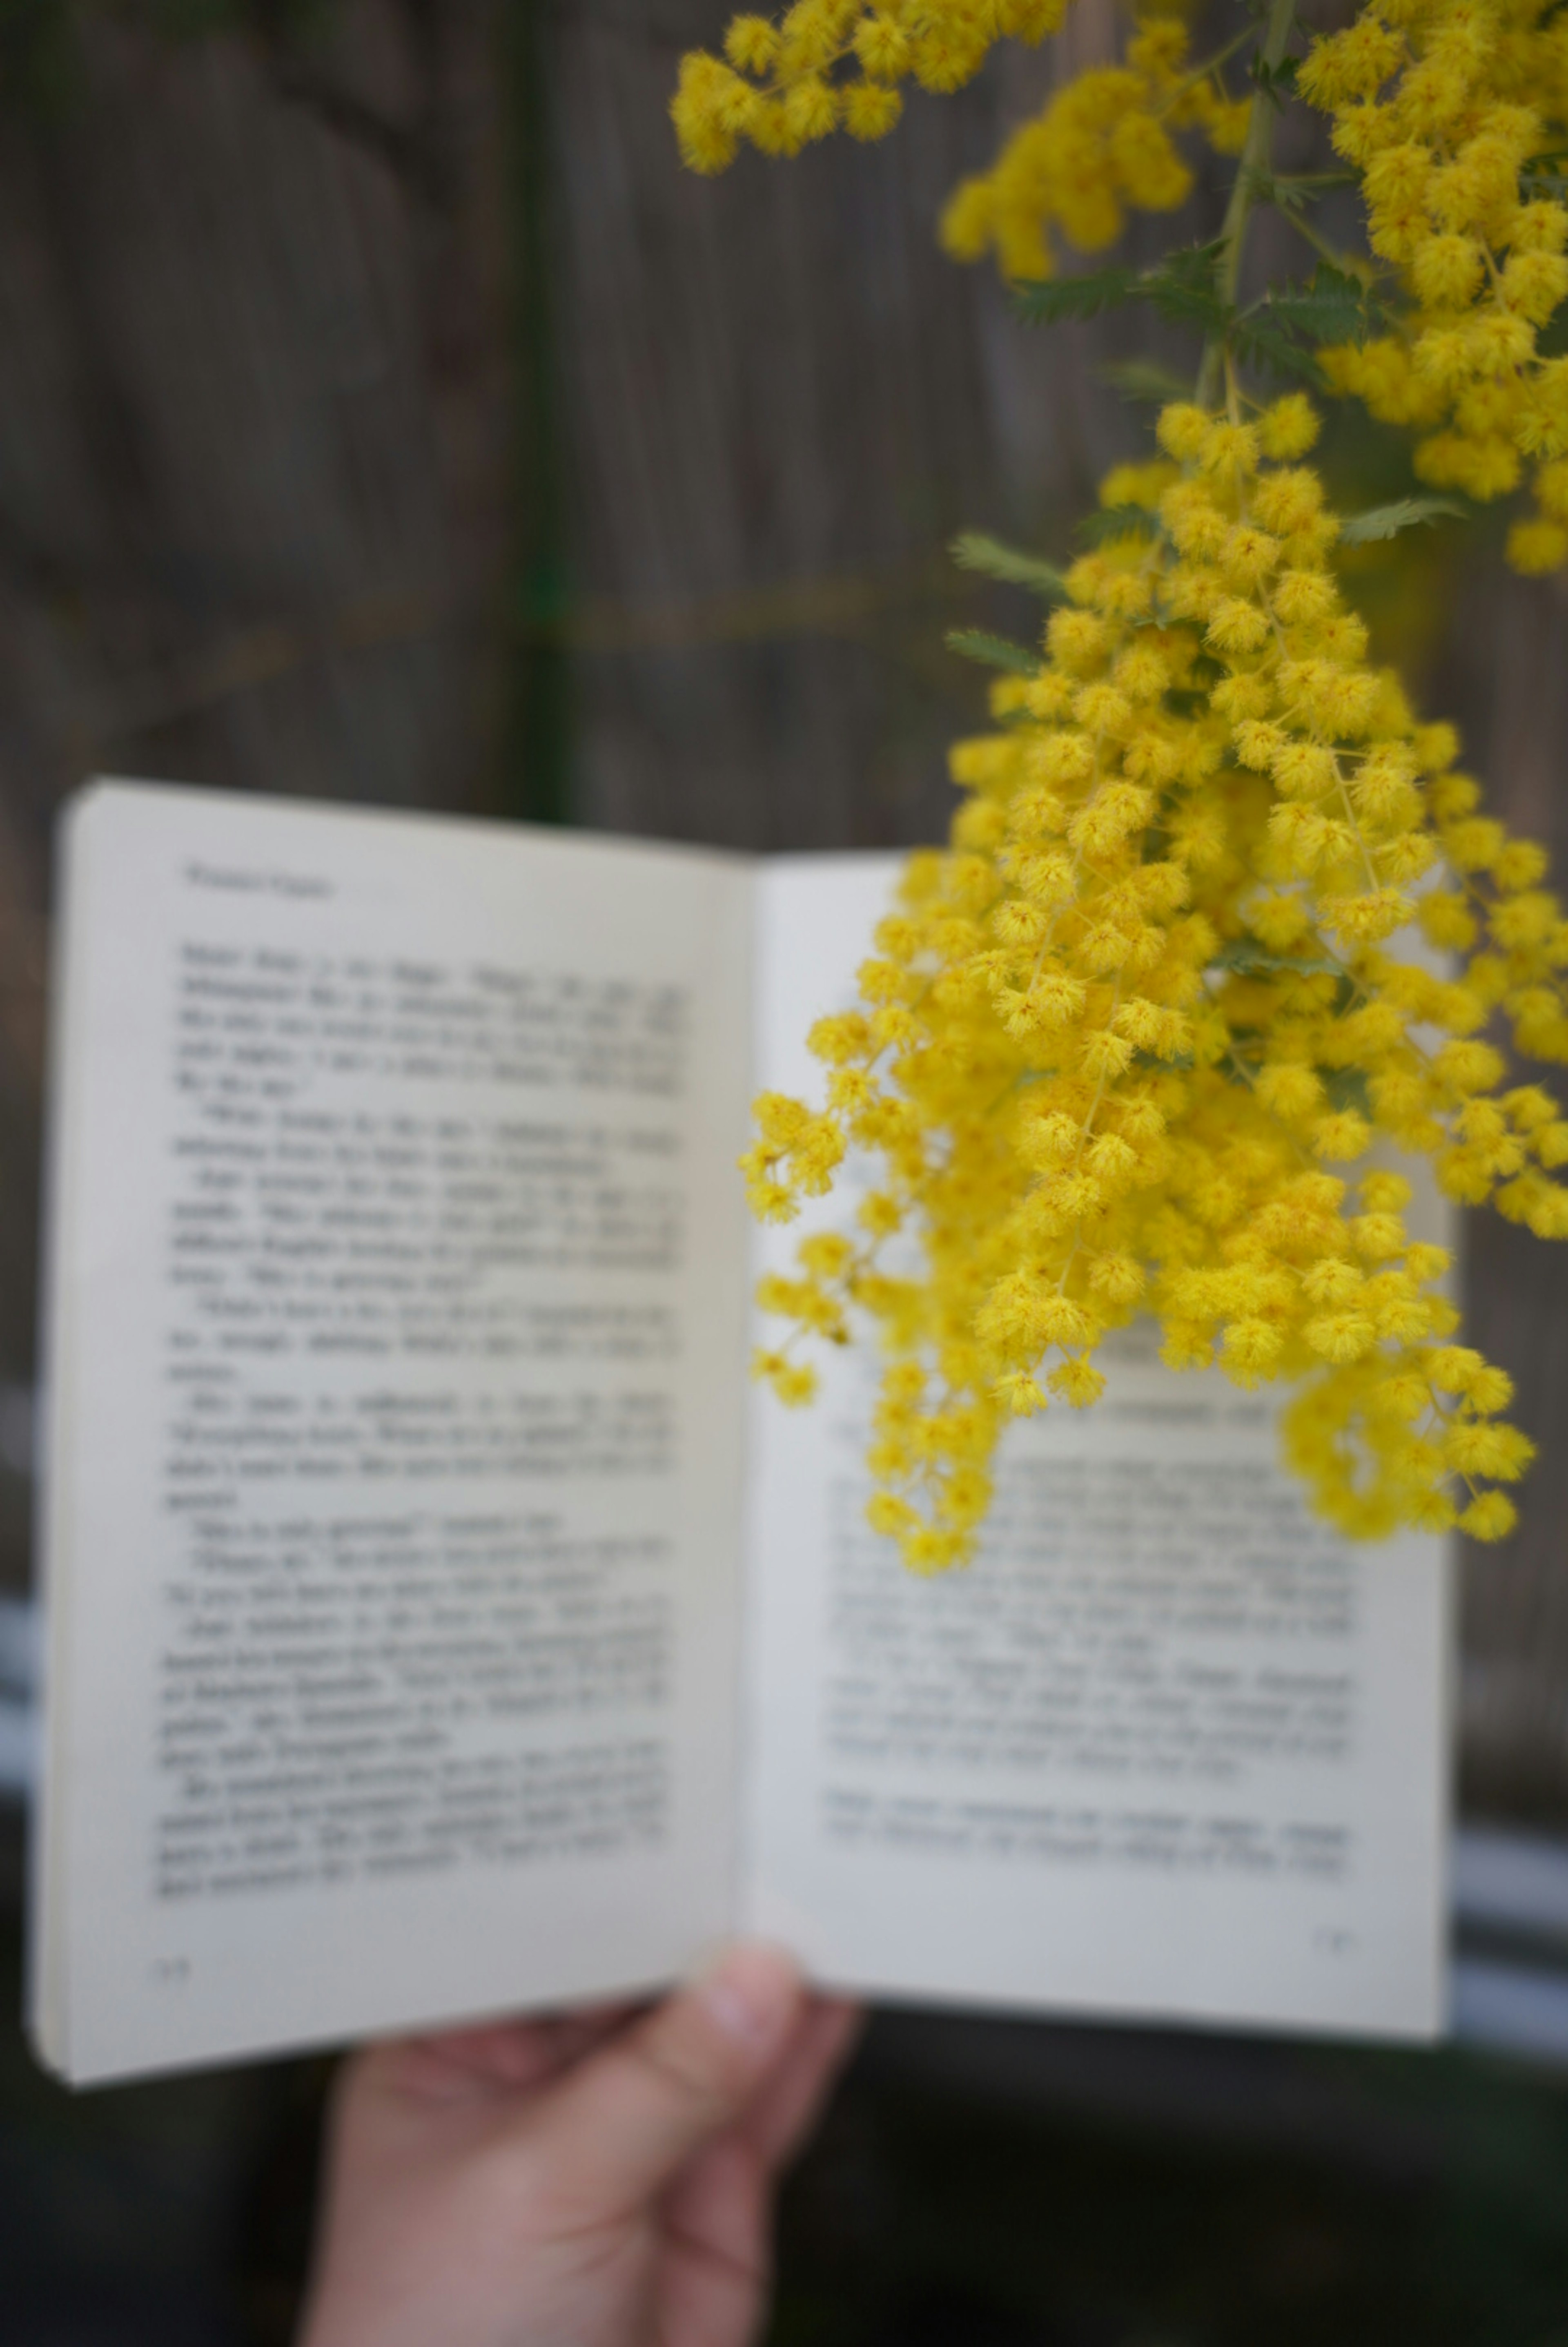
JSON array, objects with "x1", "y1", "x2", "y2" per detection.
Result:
[{"x1": 695, "y1": 1941, "x2": 802, "y2": 2053}]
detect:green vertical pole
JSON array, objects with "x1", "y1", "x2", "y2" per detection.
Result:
[{"x1": 502, "y1": 0, "x2": 571, "y2": 825}]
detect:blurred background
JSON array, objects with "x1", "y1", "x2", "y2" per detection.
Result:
[{"x1": 6, "y1": 0, "x2": 1568, "y2": 2339}]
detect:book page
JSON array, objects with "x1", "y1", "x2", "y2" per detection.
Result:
[
  {"x1": 742, "y1": 854, "x2": 1450, "y2": 2041},
  {"x1": 34, "y1": 782, "x2": 755, "y2": 2082}
]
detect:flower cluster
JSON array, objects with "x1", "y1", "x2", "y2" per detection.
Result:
[
  {"x1": 744, "y1": 396, "x2": 1564, "y2": 1567},
  {"x1": 671, "y1": 0, "x2": 1070, "y2": 172},
  {"x1": 1300, "y1": 0, "x2": 1568, "y2": 573},
  {"x1": 938, "y1": 17, "x2": 1251, "y2": 280}
]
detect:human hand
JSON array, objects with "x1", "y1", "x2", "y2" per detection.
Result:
[{"x1": 296, "y1": 1943, "x2": 861, "y2": 2347}]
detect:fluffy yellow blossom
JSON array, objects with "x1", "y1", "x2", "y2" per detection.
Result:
[
  {"x1": 925, "y1": 31, "x2": 1258, "y2": 281},
  {"x1": 681, "y1": 0, "x2": 1568, "y2": 1566},
  {"x1": 679, "y1": 2, "x2": 1258, "y2": 272},
  {"x1": 673, "y1": 0, "x2": 1072, "y2": 172},
  {"x1": 739, "y1": 403, "x2": 1563, "y2": 1565},
  {"x1": 938, "y1": 21, "x2": 1220, "y2": 280},
  {"x1": 1301, "y1": 0, "x2": 1568, "y2": 572},
  {"x1": 682, "y1": 0, "x2": 1568, "y2": 581}
]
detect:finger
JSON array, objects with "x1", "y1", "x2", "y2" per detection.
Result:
[
  {"x1": 535, "y1": 1999, "x2": 648, "y2": 2080},
  {"x1": 350, "y1": 1997, "x2": 644, "y2": 2108},
  {"x1": 657, "y1": 2132, "x2": 772, "y2": 2347},
  {"x1": 743, "y1": 1995, "x2": 864, "y2": 2170},
  {"x1": 653, "y1": 2005, "x2": 862, "y2": 2345},
  {"x1": 527, "y1": 1943, "x2": 804, "y2": 2220}
]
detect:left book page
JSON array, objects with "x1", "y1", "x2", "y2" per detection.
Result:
[{"x1": 32, "y1": 781, "x2": 757, "y2": 2084}]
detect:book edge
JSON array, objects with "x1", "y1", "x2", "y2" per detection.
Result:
[{"x1": 26, "y1": 784, "x2": 102, "y2": 2078}]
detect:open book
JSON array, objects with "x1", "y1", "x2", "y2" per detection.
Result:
[{"x1": 31, "y1": 781, "x2": 1451, "y2": 2084}]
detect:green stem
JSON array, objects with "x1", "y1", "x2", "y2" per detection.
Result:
[
  {"x1": 1153, "y1": 18, "x2": 1259, "y2": 117},
  {"x1": 1276, "y1": 200, "x2": 1363, "y2": 276},
  {"x1": 1195, "y1": 0, "x2": 1299, "y2": 411}
]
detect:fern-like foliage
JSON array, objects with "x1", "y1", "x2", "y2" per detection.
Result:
[
  {"x1": 945, "y1": 627, "x2": 1041, "y2": 674},
  {"x1": 950, "y1": 533, "x2": 1069, "y2": 598}
]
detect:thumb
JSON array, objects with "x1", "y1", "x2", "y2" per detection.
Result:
[{"x1": 526, "y1": 1943, "x2": 804, "y2": 2218}]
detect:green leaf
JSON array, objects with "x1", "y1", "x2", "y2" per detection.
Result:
[
  {"x1": 1323, "y1": 1066, "x2": 1372, "y2": 1117},
  {"x1": 1012, "y1": 265, "x2": 1139, "y2": 323},
  {"x1": 1097, "y1": 358, "x2": 1193, "y2": 404},
  {"x1": 1140, "y1": 239, "x2": 1230, "y2": 332},
  {"x1": 1230, "y1": 316, "x2": 1326, "y2": 382},
  {"x1": 1247, "y1": 263, "x2": 1385, "y2": 348},
  {"x1": 1212, "y1": 940, "x2": 1340, "y2": 976},
  {"x1": 1229, "y1": 264, "x2": 1388, "y2": 379},
  {"x1": 1522, "y1": 162, "x2": 1568, "y2": 197},
  {"x1": 1338, "y1": 494, "x2": 1467, "y2": 543},
  {"x1": 1076, "y1": 504, "x2": 1161, "y2": 547},
  {"x1": 1250, "y1": 50, "x2": 1299, "y2": 105},
  {"x1": 1018, "y1": 241, "x2": 1379, "y2": 387},
  {"x1": 949, "y1": 532, "x2": 1069, "y2": 599},
  {"x1": 945, "y1": 627, "x2": 1039, "y2": 675},
  {"x1": 1013, "y1": 240, "x2": 1227, "y2": 333},
  {"x1": 1243, "y1": 167, "x2": 1312, "y2": 215},
  {"x1": 1243, "y1": 167, "x2": 1354, "y2": 215}
]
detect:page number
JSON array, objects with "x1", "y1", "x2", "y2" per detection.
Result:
[{"x1": 150, "y1": 1955, "x2": 192, "y2": 1987}]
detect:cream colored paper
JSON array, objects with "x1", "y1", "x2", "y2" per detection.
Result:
[
  {"x1": 34, "y1": 784, "x2": 755, "y2": 2082},
  {"x1": 741, "y1": 854, "x2": 1449, "y2": 2040}
]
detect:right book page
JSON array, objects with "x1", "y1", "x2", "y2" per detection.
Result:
[{"x1": 741, "y1": 852, "x2": 1450, "y2": 2041}]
